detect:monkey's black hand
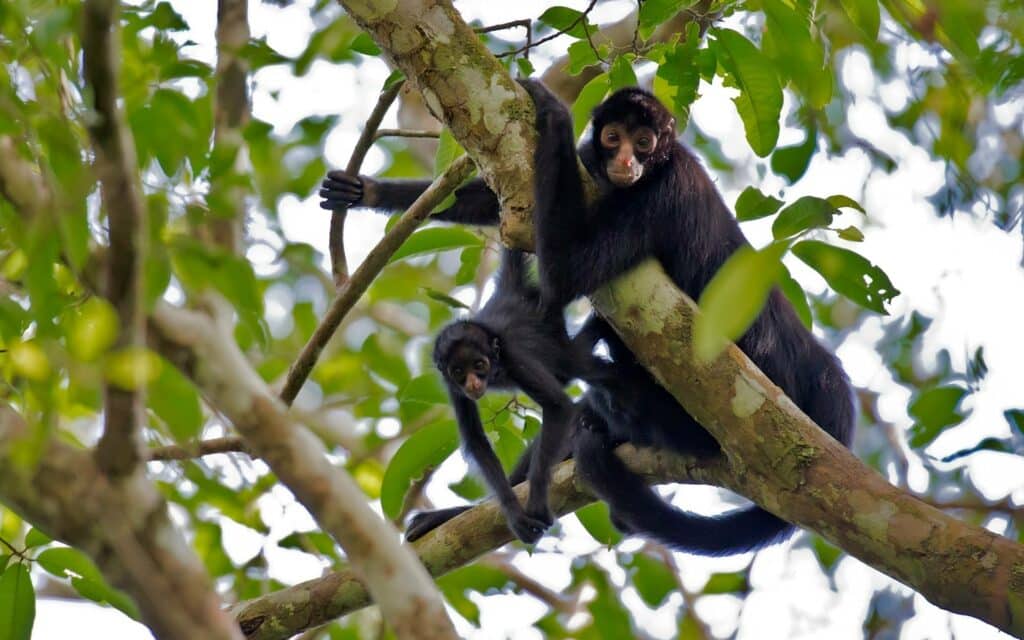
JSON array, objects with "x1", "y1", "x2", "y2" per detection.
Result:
[
  {"x1": 506, "y1": 507, "x2": 550, "y2": 545},
  {"x1": 404, "y1": 506, "x2": 473, "y2": 542},
  {"x1": 319, "y1": 170, "x2": 377, "y2": 210},
  {"x1": 518, "y1": 79, "x2": 573, "y2": 136}
]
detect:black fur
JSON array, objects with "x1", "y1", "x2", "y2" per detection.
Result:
[{"x1": 411, "y1": 248, "x2": 609, "y2": 544}]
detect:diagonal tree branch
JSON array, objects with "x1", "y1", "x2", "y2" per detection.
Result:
[
  {"x1": 231, "y1": 446, "x2": 723, "y2": 640},
  {"x1": 0, "y1": 405, "x2": 243, "y2": 640},
  {"x1": 82, "y1": 0, "x2": 148, "y2": 478}
]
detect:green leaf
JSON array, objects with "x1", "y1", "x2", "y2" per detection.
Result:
[
  {"x1": 792, "y1": 240, "x2": 899, "y2": 314},
  {"x1": 908, "y1": 386, "x2": 969, "y2": 448},
  {"x1": 712, "y1": 29, "x2": 783, "y2": 157},
  {"x1": 771, "y1": 123, "x2": 817, "y2": 183},
  {"x1": 380, "y1": 420, "x2": 459, "y2": 519},
  {"x1": 811, "y1": 535, "x2": 842, "y2": 571},
  {"x1": 608, "y1": 55, "x2": 638, "y2": 91},
  {"x1": 537, "y1": 6, "x2": 596, "y2": 39},
  {"x1": 433, "y1": 129, "x2": 464, "y2": 177},
  {"x1": 567, "y1": 40, "x2": 601, "y2": 75},
  {"x1": 515, "y1": 57, "x2": 535, "y2": 77},
  {"x1": 438, "y1": 564, "x2": 510, "y2": 625},
  {"x1": 575, "y1": 501, "x2": 623, "y2": 546},
  {"x1": 695, "y1": 241, "x2": 788, "y2": 361},
  {"x1": 735, "y1": 186, "x2": 784, "y2": 221},
  {"x1": 839, "y1": 0, "x2": 880, "y2": 39},
  {"x1": 66, "y1": 297, "x2": 119, "y2": 361},
  {"x1": 638, "y1": 0, "x2": 691, "y2": 39},
  {"x1": 571, "y1": 73, "x2": 610, "y2": 139},
  {"x1": 23, "y1": 528, "x2": 51, "y2": 549},
  {"x1": 69, "y1": 575, "x2": 141, "y2": 620},
  {"x1": 652, "y1": 27, "x2": 701, "y2": 123},
  {"x1": 455, "y1": 246, "x2": 483, "y2": 286},
  {"x1": 0, "y1": 563, "x2": 34, "y2": 640},
  {"x1": 772, "y1": 196, "x2": 838, "y2": 239},
  {"x1": 779, "y1": 265, "x2": 813, "y2": 329},
  {"x1": 836, "y1": 226, "x2": 865, "y2": 242},
  {"x1": 389, "y1": 227, "x2": 484, "y2": 264},
  {"x1": 398, "y1": 374, "x2": 448, "y2": 406},
  {"x1": 940, "y1": 437, "x2": 1013, "y2": 462},
  {"x1": 703, "y1": 570, "x2": 749, "y2": 594},
  {"x1": 762, "y1": 0, "x2": 831, "y2": 108},
  {"x1": 826, "y1": 194, "x2": 866, "y2": 213},
  {"x1": 349, "y1": 32, "x2": 381, "y2": 55},
  {"x1": 1005, "y1": 409, "x2": 1024, "y2": 437},
  {"x1": 626, "y1": 553, "x2": 676, "y2": 607},
  {"x1": 148, "y1": 359, "x2": 204, "y2": 442},
  {"x1": 36, "y1": 547, "x2": 103, "y2": 582},
  {"x1": 278, "y1": 531, "x2": 338, "y2": 556}
]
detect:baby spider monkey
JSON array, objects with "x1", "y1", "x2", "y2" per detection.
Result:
[{"x1": 420, "y1": 247, "x2": 608, "y2": 544}]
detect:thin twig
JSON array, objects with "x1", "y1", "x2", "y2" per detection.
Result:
[
  {"x1": 329, "y1": 81, "x2": 404, "y2": 288},
  {"x1": 373, "y1": 128, "x2": 441, "y2": 141},
  {"x1": 496, "y1": 0, "x2": 599, "y2": 58},
  {"x1": 148, "y1": 436, "x2": 250, "y2": 461},
  {"x1": 484, "y1": 556, "x2": 577, "y2": 614},
  {"x1": 282, "y1": 155, "x2": 475, "y2": 406},
  {"x1": 83, "y1": 0, "x2": 148, "y2": 478}
]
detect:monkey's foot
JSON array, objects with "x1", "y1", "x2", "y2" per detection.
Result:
[{"x1": 405, "y1": 506, "x2": 473, "y2": 542}]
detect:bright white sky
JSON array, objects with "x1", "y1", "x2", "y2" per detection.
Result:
[{"x1": 32, "y1": 1, "x2": 1024, "y2": 638}]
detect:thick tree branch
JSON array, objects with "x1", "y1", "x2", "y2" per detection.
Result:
[
  {"x1": 82, "y1": 0, "x2": 148, "y2": 477},
  {"x1": 337, "y1": 1, "x2": 1024, "y2": 636},
  {"x1": 150, "y1": 300, "x2": 457, "y2": 640},
  {"x1": 0, "y1": 405, "x2": 242, "y2": 640},
  {"x1": 231, "y1": 446, "x2": 721, "y2": 640}
]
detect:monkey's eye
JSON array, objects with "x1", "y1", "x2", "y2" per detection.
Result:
[
  {"x1": 635, "y1": 136, "x2": 654, "y2": 153},
  {"x1": 600, "y1": 127, "x2": 620, "y2": 148},
  {"x1": 474, "y1": 359, "x2": 487, "y2": 371},
  {"x1": 452, "y1": 366, "x2": 464, "y2": 379}
]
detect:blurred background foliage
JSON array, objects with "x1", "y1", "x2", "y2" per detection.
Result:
[{"x1": 0, "y1": 0, "x2": 1022, "y2": 638}]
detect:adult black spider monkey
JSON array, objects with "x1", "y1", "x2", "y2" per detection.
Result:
[
  {"x1": 320, "y1": 81, "x2": 855, "y2": 555},
  {"x1": 420, "y1": 247, "x2": 611, "y2": 544}
]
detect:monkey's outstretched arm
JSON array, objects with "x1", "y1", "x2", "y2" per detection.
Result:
[{"x1": 319, "y1": 171, "x2": 500, "y2": 224}]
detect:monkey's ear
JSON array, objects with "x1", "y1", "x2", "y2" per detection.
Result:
[
  {"x1": 667, "y1": 117, "x2": 676, "y2": 133},
  {"x1": 490, "y1": 336, "x2": 500, "y2": 357}
]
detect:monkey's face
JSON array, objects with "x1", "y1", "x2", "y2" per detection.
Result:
[
  {"x1": 446, "y1": 344, "x2": 493, "y2": 400},
  {"x1": 598, "y1": 123, "x2": 658, "y2": 188}
]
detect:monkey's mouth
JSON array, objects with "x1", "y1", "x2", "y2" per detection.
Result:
[
  {"x1": 464, "y1": 387, "x2": 486, "y2": 400},
  {"x1": 607, "y1": 168, "x2": 642, "y2": 187}
]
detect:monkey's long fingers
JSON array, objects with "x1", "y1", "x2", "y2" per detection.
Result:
[{"x1": 319, "y1": 177, "x2": 363, "y2": 209}]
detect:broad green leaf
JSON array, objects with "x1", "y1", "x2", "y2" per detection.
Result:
[
  {"x1": 349, "y1": 32, "x2": 381, "y2": 55},
  {"x1": 388, "y1": 227, "x2": 484, "y2": 264},
  {"x1": 695, "y1": 241, "x2": 788, "y2": 362},
  {"x1": 608, "y1": 55, "x2": 638, "y2": 91},
  {"x1": 771, "y1": 123, "x2": 817, "y2": 183},
  {"x1": 837, "y1": 226, "x2": 865, "y2": 242},
  {"x1": 772, "y1": 196, "x2": 838, "y2": 239},
  {"x1": 0, "y1": 563, "x2": 34, "y2": 640},
  {"x1": 24, "y1": 528, "x2": 51, "y2": 549},
  {"x1": 572, "y1": 73, "x2": 611, "y2": 139},
  {"x1": 66, "y1": 297, "x2": 119, "y2": 361},
  {"x1": 908, "y1": 385, "x2": 969, "y2": 448},
  {"x1": 638, "y1": 0, "x2": 691, "y2": 39},
  {"x1": 68, "y1": 575, "x2": 141, "y2": 620},
  {"x1": 735, "y1": 186, "x2": 784, "y2": 221},
  {"x1": 380, "y1": 420, "x2": 459, "y2": 519},
  {"x1": 567, "y1": 40, "x2": 601, "y2": 75},
  {"x1": 433, "y1": 129, "x2": 464, "y2": 177},
  {"x1": 9, "y1": 340, "x2": 51, "y2": 381},
  {"x1": 703, "y1": 570, "x2": 749, "y2": 594},
  {"x1": 537, "y1": 6, "x2": 596, "y2": 39},
  {"x1": 37, "y1": 547, "x2": 104, "y2": 582},
  {"x1": 626, "y1": 553, "x2": 676, "y2": 607},
  {"x1": 712, "y1": 29, "x2": 783, "y2": 156},
  {"x1": 575, "y1": 501, "x2": 623, "y2": 546},
  {"x1": 940, "y1": 437, "x2": 1013, "y2": 462},
  {"x1": 104, "y1": 347, "x2": 162, "y2": 391},
  {"x1": 762, "y1": 0, "x2": 831, "y2": 108},
  {"x1": 826, "y1": 194, "x2": 866, "y2": 213},
  {"x1": 811, "y1": 535, "x2": 842, "y2": 571},
  {"x1": 278, "y1": 531, "x2": 337, "y2": 556},
  {"x1": 779, "y1": 265, "x2": 813, "y2": 329},
  {"x1": 456, "y1": 245, "x2": 483, "y2": 286},
  {"x1": 792, "y1": 240, "x2": 899, "y2": 313},
  {"x1": 149, "y1": 359, "x2": 204, "y2": 442},
  {"x1": 653, "y1": 28, "x2": 701, "y2": 122},
  {"x1": 839, "y1": 0, "x2": 880, "y2": 39},
  {"x1": 438, "y1": 564, "x2": 510, "y2": 625},
  {"x1": 423, "y1": 288, "x2": 470, "y2": 310},
  {"x1": 398, "y1": 374, "x2": 448, "y2": 406}
]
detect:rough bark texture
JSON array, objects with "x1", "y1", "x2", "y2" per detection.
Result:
[
  {"x1": 0, "y1": 406, "x2": 242, "y2": 640},
  {"x1": 231, "y1": 446, "x2": 723, "y2": 640},
  {"x1": 335, "y1": 1, "x2": 1024, "y2": 636},
  {"x1": 151, "y1": 301, "x2": 457, "y2": 640}
]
